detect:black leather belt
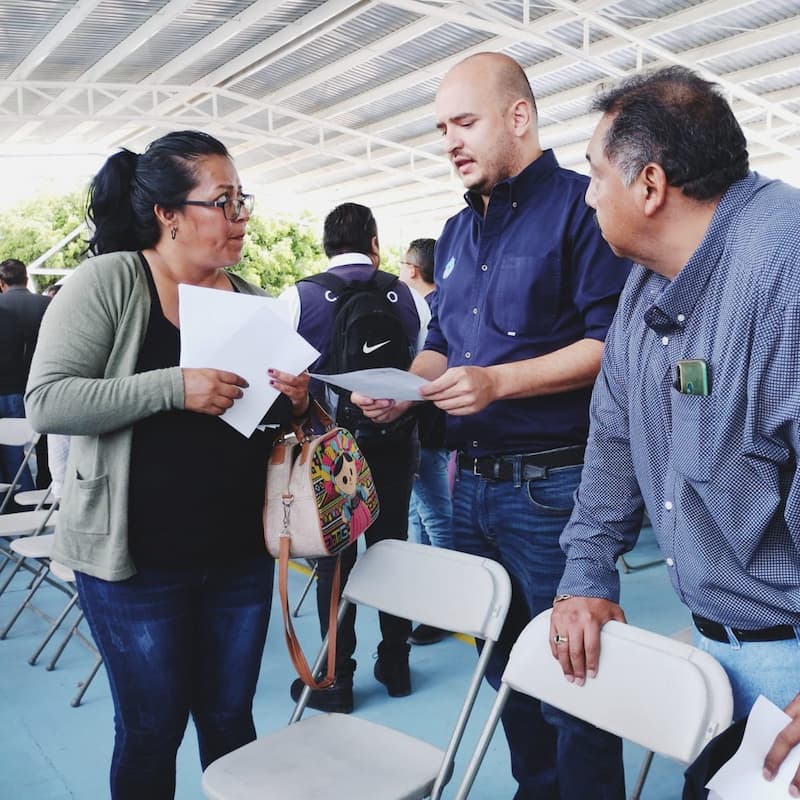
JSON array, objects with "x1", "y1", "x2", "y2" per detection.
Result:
[
  {"x1": 692, "y1": 614, "x2": 796, "y2": 644},
  {"x1": 457, "y1": 446, "x2": 585, "y2": 481}
]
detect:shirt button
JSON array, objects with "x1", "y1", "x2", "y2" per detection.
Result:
[
  {"x1": 664, "y1": 500, "x2": 673, "y2": 510},
  {"x1": 481, "y1": 264, "x2": 488, "y2": 271},
  {"x1": 472, "y1": 441, "x2": 479, "y2": 448},
  {"x1": 511, "y1": 201, "x2": 518, "y2": 209},
  {"x1": 465, "y1": 352, "x2": 471, "y2": 359},
  {"x1": 661, "y1": 336, "x2": 669, "y2": 345},
  {"x1": 472, "y1": 307, "x2": 478, "y2": 315},
  {"x1": 677, "y1": 313, "x2": 686, "y2": 323},
  {"x1": 666, "y1": 557, "x2": 675, "y2": 567}
]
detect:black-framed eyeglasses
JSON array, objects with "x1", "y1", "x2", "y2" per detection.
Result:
[{"x1": 180, "y1": 193, "x2": 255, "y2": 221}]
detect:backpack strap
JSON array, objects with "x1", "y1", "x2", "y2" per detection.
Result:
[
  {"x1": 372, "y1": 271, "x2": 400, "y2": 292},
  {"x1": 300, "y1": 270, "x2": 400, "y2": 297},
  {"x1": 298, "y1": 272, "x2": 348, "y2": 296}
]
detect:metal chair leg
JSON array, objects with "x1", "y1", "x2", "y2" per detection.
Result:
[
  {"x1": 0, "y1": 562, "x2": 49, "y2": 639},
  {"x1": 292, "y1": 560, "x2": 318, "y2": 618},
  {"x1": 46, "y1": 609, "x2": 85, "y2": 671},
  {"x1": 619, "y1": 553, "x2": 665, "y2": 574},
  {"x1": 70, "y1": 655, "x2": 103, "y2": 707},
  {"x1": 29, "y1": 592, "x2": 79, "y2": 665},
  {"x1": 630, "y1": 749, "x2": 655, "y2": 800}
]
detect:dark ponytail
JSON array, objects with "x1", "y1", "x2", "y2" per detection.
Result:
[{"x1": 87, "y1": 130, "x2": 230, "y2": 255}]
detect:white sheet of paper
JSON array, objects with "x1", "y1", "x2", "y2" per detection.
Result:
[
  {"x1": 179, "y1": 284, "x2": 291, "y2": 366},
  {"x1": 179, "y1": 284, "x2": 319, "y2": 437},
  {"x1": 706, "y1": 695, "x2": 800, "y2": 799},
  {"x1": 309, "y1": 368, "x2": 429, "y2": 401}
]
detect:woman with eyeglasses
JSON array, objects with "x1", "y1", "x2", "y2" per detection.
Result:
[{"x1": 25, "y1": 130, "x2": 308, "y2": 799}]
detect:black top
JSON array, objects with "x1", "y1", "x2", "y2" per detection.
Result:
[
  {"x1": 0, "y1": 286, "x2": 50, "y2": 394},
  {"x1": 128, "y1": 255, "x2": 272, "y2": 567}
]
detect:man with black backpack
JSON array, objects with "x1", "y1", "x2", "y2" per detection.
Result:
[{"x1": 277, "y1": 202, "x2": 430, "y2": 713}]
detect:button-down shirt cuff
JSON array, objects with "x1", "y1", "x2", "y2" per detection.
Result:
[{"x1": 557, "y1": 559, "x2": 622, "y2": 604}]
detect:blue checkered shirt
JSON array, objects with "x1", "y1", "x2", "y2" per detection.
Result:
[{"x1": 558, "y1": 173, "x2": 800, "y2": 628}]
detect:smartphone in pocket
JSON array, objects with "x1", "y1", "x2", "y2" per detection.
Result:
[{"x1": 676, "y1": 359, "x2": 710, "y2": 396}]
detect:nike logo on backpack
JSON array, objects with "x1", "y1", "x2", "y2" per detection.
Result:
[{"x1": 362, "y1": 339, "x2": 391, "y2": 354}]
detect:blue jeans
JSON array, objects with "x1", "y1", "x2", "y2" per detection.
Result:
[
  {"x1": 694, "y1": 628, "x2": 800, "y2": 720},
  {"x1": 0, "y1": 393, "x2": 35, "y2": 502},
  {"x1": 452, "y1": 465, "x2": 624, "y2": 800},
  {"x1": 75, "y1": 555, "x2": 274, "y2": 800},
  {"x1": 408, "y1": 447, "x2": 453, "y2": 549}
]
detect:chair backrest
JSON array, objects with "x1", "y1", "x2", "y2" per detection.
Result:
[
  {"x1": 342, "y1": 539, "x2": 511, "y2": 643},
  {"x1": 0, "y1": 417, "x2": 38, "y2": 447},
  {"x1": 0, "y1": 418, "x2": 41, "y2": 513},
  {"x1": 290, "y1": 540, "x2": 512, "y2": 800},
  {"x1": 503, "y1": 609, "x2": 733, "y2": 764},
  {"x1": 0, "y1": 418, "x2": 37, "y2": 447}
]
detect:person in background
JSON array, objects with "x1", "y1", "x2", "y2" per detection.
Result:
[
  {"x1": 0, "y1": 259, "x2": 50, "y2": 503},
  {"x1": 547, "y1": 66, "x2": 800, "y2": 797},
  {"x1": 25, "y1": 129, "x2": 309, "y2": 800},
  {"x1": 398, "y1": 237, "x2": 453, "y2": 647},
  {"x1": 354, "y1": 52, "x2": 632, "y2": 799},
  {"x1": 277, "y1": 202, "x2": 429, "y2": 714}
]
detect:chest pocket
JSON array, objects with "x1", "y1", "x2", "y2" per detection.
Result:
[
  {"x1": 489, "y1": 255, "x2": 561, "y2": 337},
  {"x1": 670, "y1": 387, "x2": 716, "y2": 483}
]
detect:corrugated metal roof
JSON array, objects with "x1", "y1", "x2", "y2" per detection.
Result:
[{"x1": 1, "y1": 0, "x2": 799, "y2": 234}]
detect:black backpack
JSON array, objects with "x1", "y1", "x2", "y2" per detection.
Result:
[{"x1": 301, "y1": 270, "x2": 415, "y2": 430}]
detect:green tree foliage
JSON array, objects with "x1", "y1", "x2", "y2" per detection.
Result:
[
  {"x1": 0, "y1": 191, "x2": 88, "y2": 291},
  {"x1": 0, "y1": 191, "x2": 326, "y2": 296},
  {"x1": 231, "y1": 211, "x2": 326, "y2": 295}
]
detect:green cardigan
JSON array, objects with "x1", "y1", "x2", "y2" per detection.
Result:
[{"x1": 25, "y1": 251, "x2": 266, "y2": 581}]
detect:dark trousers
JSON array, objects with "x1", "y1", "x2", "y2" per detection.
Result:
[
  {"x1": 452, "y1": 466, "x2": 625, "y2": 800},
  {"x1": 76, "y1": 555, "x2": 274, "y2": 800},
  {"x1": 314, "y1": 440, "x2": 415, "y2": 677}
]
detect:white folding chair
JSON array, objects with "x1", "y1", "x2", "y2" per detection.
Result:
[
  {"x1": 0, "y1": 532, "x2": 59, "y2": 639},
  {"x1": 0, "y1": 418, "x2": 40, "y2": 514},
  {"x1": 454, "y1": 608, "x2": 733, "y2": 800},
  {"x1": 0, "y1": 504, "x2": 59, "y2": 595},
  {"x1": 202, "y1": 539, "x2": 512, "y2": 800}
]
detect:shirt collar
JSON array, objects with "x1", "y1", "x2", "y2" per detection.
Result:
[
  {"x1": 645, "y1": 172, "x2": 762, "y2": 334},
  {"x1": 327, "y1": 252, "x2": 373, "y2": 269},
  {"x1": 464, "y1": 149, "x2": 559, "y2": 217}
]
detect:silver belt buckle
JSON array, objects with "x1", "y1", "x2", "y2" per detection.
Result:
[{"x1": 472, "y1": 457, "x2": 481, "y2": 477}]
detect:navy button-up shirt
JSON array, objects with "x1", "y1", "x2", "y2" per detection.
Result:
[
  {"x1": 425, "y1": 150, "x2": 632, "y2": 456},
  {"x1": 559, "y1": 173, "x2": 800, "y2": 629}
]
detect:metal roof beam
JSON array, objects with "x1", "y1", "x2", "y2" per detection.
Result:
[
  {"x1": 92, "y1": 0, "x2": 373, "y2": 150},
  {"x1": 6, "y1": 0, "x2": 199, "y2": 143},
  {"x1": 547, "y1": 0, "x2": 800, "y2": 132},
  {"x1": 0, "y1": 0, "x2": 105, "y2": 105},
  {"x1": 258, "y1": 0, "x2": 755, "y2": 161}
]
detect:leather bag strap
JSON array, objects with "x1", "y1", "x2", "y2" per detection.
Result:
[
  {"x1": 278, "y1": 532, "x2": 342, "y2": 690},
  {"x1": 288, "y1": 398, "x2": 335, "y2": 442}
]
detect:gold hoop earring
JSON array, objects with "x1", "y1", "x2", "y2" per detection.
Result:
[{"x1": 170, "y1": 228, "x2": 177, "y2": 241}]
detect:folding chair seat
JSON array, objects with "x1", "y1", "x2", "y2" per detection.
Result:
[
  {"x1": 0, "y1": 505, "x2": 59, "y2": 595},
  {"x1": 13, "y1": 487, "x2": 56, "y2": 508},
  {"x1": 202, "y1": 539, "x2": 512, "y2": 800},
  {"x1": 454, "y1": 608, "x2": 733, "y2": 800}
]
